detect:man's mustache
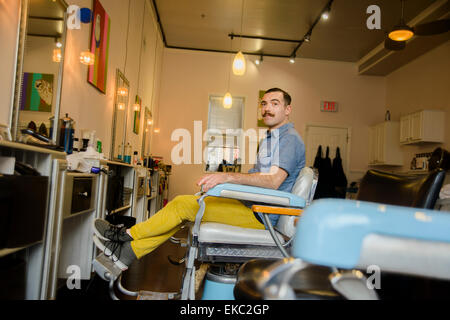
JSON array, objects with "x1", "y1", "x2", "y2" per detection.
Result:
[{"x1": 263, "y1": 113, "x2": 275, "y2": 117}]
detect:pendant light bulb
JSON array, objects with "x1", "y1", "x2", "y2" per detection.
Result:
[
  {"x1": 232, "y1": 51, "x2": 246, "y2": 76},
  {"x1": 223, "y1": 92, "x2": 233, "y2": 109}
]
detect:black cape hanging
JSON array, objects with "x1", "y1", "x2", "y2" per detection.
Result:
[{"x1": 332, "y1": 147, "x2": 348, "y2": 199}]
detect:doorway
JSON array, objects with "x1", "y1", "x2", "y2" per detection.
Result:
[{"x1": 304, "y1": 124, "x2": 351, "y2": 175}]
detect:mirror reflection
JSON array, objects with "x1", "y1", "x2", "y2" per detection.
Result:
[
  {"x1": 111, "y1": 69, "x2": 130, "y2": 161},
  {"x1": 14, "y1": 0, "x2": 67, "y2": 146}
]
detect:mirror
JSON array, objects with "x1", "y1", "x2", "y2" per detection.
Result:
[
  {"x1": 11, "y1": 0, "x2": 68, "y2": 146},
  {"x1": 141, "y1": 107, "x2": 153, "y2": 157},
  {"x1": 111, "y1": 69, "x2": 130, "y2": 161}
]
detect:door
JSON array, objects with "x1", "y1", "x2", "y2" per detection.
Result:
[
  {"x1": 410, "y1": 112, "x2": 423, "y2": 141},
  {"x1": 400, "y1": 115, "x2": 410, "y2": 143},
  {"x1": 304, "y1": 125, "x2": 350, "y2": 175}
]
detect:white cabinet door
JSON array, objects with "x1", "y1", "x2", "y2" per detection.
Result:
[
  {"x1": 368, "y1": 126, "x2": 377, "y2": 164},
  {"x1": 400, "y1": 115, "x2": 410, "y2": 143},
  {"x1": 376, "y1": 123, "x2": 385, "y2": 163},
  {"x1": 410, "y1": 112, "x2": 423, "y2": 141}
]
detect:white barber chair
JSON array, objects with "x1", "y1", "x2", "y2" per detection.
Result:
[{"x1": 180, "y1": 166, "x2": 318, "y2": 300}]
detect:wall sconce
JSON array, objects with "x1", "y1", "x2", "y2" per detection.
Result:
[
  {"x1": 53, "y1": 48, "x2": 62, "y2": 62},
  {"x1": 147, "y1": 119, "x2": 153, "y2": 126},
  {"x1": 118, "y1": 102, "x2": 125, "y2": 110},
  {"x1": 117, "y1": 87, "x2": 128, "y2": 96},
  {"x1": 80, "y1": 51, "x2": 95, "y2": 65},
  {"x1": 154, "y1": 128, "x2": 161, "y2": 134}
]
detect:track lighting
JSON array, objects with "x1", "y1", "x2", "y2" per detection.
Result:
[
  {"x1": 255, "y1": 55, "x2": 263, "y2": 65},
  {"x1": 304, "y1": 33, "x2": 311, "y2": 43},
  {"x1": 289, "y1": 55, "x2": 296, "y2": 64}
]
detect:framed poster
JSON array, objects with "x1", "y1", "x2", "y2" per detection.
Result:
[
  {"x1": 20, "y1": 72, "x2": 54, "y2": 112},
  {"x1": 257, "y1": 90, "x2": 267, "y2": 127},
  {"x1": 88, "y1": 0, "x2": 111, "y2": 93},
  {"x1": 133, "y1": 95, "x2": 142, "y2": 134}
]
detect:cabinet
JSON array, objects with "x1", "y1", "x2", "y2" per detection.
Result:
[
  {"x1": 0, "y1": 141, "x2": 66, "y2": 300},
  {"x1": 400, "y1": 110, "x2": 445, "y2": 144},
  {"x1": 368, "y1": 121, "x2": 403, "y2": 166}
]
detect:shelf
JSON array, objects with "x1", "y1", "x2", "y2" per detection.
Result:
[{"x1": 0, "y1": 241, "x2": 42, "y2": 258}]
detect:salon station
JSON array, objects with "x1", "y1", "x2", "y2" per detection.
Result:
[{"x1": 0, "y1": 0, "x2": 449, "y2": 301}]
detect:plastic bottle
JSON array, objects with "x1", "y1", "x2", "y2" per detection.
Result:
[
  {"x1": 133, "y1": 151, "x2": 138, "y2": 166},
  {"x1": 117, "y1": 143, "x2": 123, "y2": 160},
  {"x1": 124, "y1": 143, "x2": 132, "y2": 164}
]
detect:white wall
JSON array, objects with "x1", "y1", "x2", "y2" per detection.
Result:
[
  {"x1": 153, "y1": 49, "x2": 387, "y2": 198},
  {"x1": 386, "y1": 40, "x2": 450, "y2": 172}
]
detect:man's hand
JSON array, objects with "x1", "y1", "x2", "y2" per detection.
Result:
[{"x1": 196, "y1": 173, "x2": 230, "y2": 192}]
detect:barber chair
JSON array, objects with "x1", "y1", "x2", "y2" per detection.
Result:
[
  {"x1": 180, "y1": 166, "x2": 318, "y2": 300},
  {"x1": 234, "y1": 169, "x2": 447, "y2": 300}
]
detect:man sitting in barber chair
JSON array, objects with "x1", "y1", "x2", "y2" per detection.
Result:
[{"x1": 93, "y1": 88, "x2": 306, "y2": 271}]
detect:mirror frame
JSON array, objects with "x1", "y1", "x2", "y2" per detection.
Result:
[
  {"x1": 10, "y1": 0, "x2": 68, "y2": 145},
  {"x1": 111, "y1": 69, "x2": 130, "y2": 161}
]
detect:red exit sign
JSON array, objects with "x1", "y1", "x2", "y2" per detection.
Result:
[{"x1": 321, "y1": 101, "x2": 339, "y2": 112}]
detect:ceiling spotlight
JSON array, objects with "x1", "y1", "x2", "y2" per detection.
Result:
[
  {"x1": 255, "y1": 55, "x2": 263, "y2": 65},
  {"x1": 322, "y1": 11, "x2": 329, "y2": 20},
  {"x1": 289, "y1": 55, "x2": 296, "y2": 64},
  {"x1": 304, "y1": 33, "x2": 311, "y2": 43}
]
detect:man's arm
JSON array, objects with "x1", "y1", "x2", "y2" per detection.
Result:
[{"x1": 196, "y1": 166, "x2": 288, "y2": 192}]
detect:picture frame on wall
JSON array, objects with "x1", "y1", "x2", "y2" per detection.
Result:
[
  {"x1": 20, "y1": 72, "x2": 54, "y2": 113},
  {"x1": 87, "y1": 0, "x2": 111, "y2": 93}
]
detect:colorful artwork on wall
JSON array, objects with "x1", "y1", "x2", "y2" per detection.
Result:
[
  {"x1": 20, "y1": 72, "x2": 54, "y2": 112},
  {"x1": 257, "y1": 90, "x2": 267, "y2": 127},
  {"x1": 88, "y1": 0, "x2": 111, "y2": 93},
  {"x1": 133, "y1": 95, "x2": 142, "y2": 134}
]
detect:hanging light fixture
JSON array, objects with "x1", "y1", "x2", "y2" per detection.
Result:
[
  {"x1": 232, "y1": 0, "x2": 246, "y2": 76},
  {"x1": 224, "y1": 39, "x2": 234, "y2": 109},
  {"x1": 118, "y1": 102, "x2": 125, "y2": 110},
  {"x1": 232, "y1": 51, "x2": 246, "y2": 76},
  {"x1": 388, "y1": 0, "x2": 414, "y2": 41},
  {"x1": 223, "y1": 92, "x2": 233, "y2": 109},
  {"x1": 80, "y1": 51, "x2": 95, "y2": 65}
]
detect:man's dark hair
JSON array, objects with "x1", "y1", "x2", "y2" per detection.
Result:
[{"x1": 265, "y1": 88, "x2": 292, "y2": 106}]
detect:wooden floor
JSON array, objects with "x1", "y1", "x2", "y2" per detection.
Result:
[{"x1": 57, "y1": 230, "x2": 188, "y2": 300}]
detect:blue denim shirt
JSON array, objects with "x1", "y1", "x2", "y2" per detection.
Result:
[{"x1": 246, "y1": 123, "x2": 306, "y2": 227}]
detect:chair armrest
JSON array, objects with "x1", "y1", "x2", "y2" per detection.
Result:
[
  {"x1": 293, "y1": 199, "x2": 450, "y2": 280},
  {"x1": 252, "y1": 205, "x2": 304, "y2": 216},
  {"x1": 206, "y1": 183, "x2": 306, "y2": 208}
]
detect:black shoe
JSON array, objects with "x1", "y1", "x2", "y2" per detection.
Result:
[{"x1": 93, "y1": 219, "x2": 133, "y2": 242}]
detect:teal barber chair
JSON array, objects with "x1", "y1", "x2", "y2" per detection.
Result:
[
  {"x1": 181, "y1": 166, "x2": 318, "y2": 300},
  {"x1": 234, "y1": 169, "x2": 448, "y2": 300}
]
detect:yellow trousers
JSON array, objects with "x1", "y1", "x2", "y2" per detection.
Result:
[{"x1": 129, "y1": 195, "x2": 265, "y2": 259}]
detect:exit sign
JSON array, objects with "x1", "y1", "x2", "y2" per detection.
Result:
[{"x1": 321, "y1": 101, "x2": 339, "y2": 112}]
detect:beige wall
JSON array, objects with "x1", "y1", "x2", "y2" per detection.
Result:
[
  {"x1": 386, "y1": 40, "x2": 450, "y2": 172},
  {"x1": 0, "y1": 0, "x2": 21, "y2": 126},
  {"x1": 61, "y1": 0, "x2": 163, "y2": 158},
  {"x1": 1, "y1": 0, "x2": 163, "y2": 158},
  {"x1": 153, "y1": 49, "x2": 387, "y2": 199}
]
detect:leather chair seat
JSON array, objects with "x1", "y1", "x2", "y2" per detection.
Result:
[
  {"x1": 199, "y1": 223, "x2": 285, "y2": 246},
  {"x1": 234, "y1": 259, "x2": 341, "y2": 300}
]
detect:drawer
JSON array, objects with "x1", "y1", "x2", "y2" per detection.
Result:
[{"x1": 71, "y1": 177, "x2": 94, "y2": 214}]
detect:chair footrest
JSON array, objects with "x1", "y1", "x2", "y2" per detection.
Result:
[{"x1": 198, "y1": 243, "x2": 285, "y2": 263}]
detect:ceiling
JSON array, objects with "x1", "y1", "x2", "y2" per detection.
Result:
[
  {"x1": 27, "y1": 0, "x2": 66, "y2": 39},
  {"x1": 152, "y1": 0, "x2": 450, "y2": 75}
]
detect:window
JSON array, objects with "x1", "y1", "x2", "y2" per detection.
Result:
[{"x1": 205, "y1": 95, "x2": 244, "y2": 172}]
